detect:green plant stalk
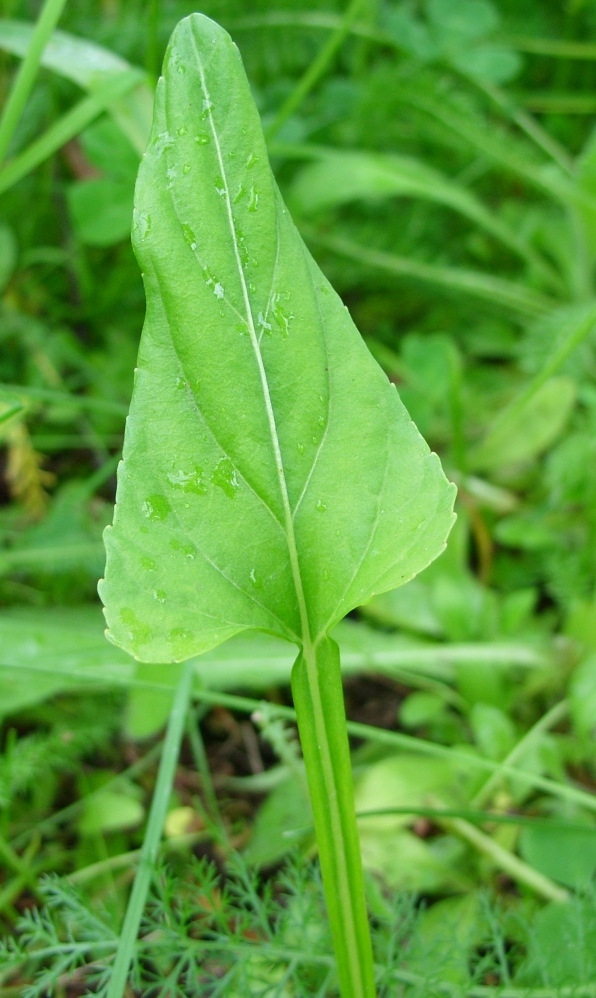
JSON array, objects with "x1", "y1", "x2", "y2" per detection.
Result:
[
  {"x1": 306, "y1": 228, "x2": 554, "y2": 316},
  {"x1": 146, "y1": 0, "x2": 161, "y2": 81},
  {"x1": 471, "y1": 700, "x2": 569, "y2": 809},
  {"x1": 437, "y1": 814, "x2": 569, "y2": 903},
  {"x1": 0, "y1": 0, "x2": 68, "y2": 166},
  {"x1": 292, "y1": 637, "x2": 376, "y2": 998},
  {"x1": 106, "y1": 659, "x2": 194, "y2": 998},
  {"x1": 0, "y1": 69, "x2": 140, "y2": 196},
  {"x1": 265, "y1": 0, "x2": 364, "y2": 141}
]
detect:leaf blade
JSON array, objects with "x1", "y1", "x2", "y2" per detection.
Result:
[{"x1": 100, "y1": 13, "x2": 455, "y2": 662}]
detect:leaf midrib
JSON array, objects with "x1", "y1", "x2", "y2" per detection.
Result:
[{"x1": 189, "y1": 26, "x2": 313, "y2": 648}]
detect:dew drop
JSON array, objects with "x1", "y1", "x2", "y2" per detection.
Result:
[
  {"x1": 320, "y1": 283, "x2": 331, "y2": 295},
  {"x1": 248, "y1": 186, "x2": 259, "y2": 212},
  {"x1": 211, "y1": 457, "x2": 240, "y2": 498},
  {"x1": 169, "y1": 538, "x2": 196, "y2": 559},
  {"x1": 175, "y1": 376, "x2": 186, "y2": 390},
  {"x1": 176, "y1": 62, "x2": 187, "y2": 74},
  {"x1": 257, "y1": 311, "x2": 272, "y2": 334},
  {"x1": 119, "y1": 608, "x2": 151, "y2": 645},
  {"x1": 200, "y1": 98, "x2": 213, "y2": 120},
  {"x1": 154, "y1": 131, "x2": 174, "y2": 155},
  {"x1": 153, "y1": 589, "x2": 167, "y2": 603},
  {"x1": 142, "y1": 494, "x2": 171, "y2": 520},
  {"x1": 323, "y1": 568, "x2": 329, "y2": 581},
  {"x1": 181, "y1": 223, "x2": 196, "y2": 248},
  {"x1": 317, "y1": 415, "x2": 325, "y2": 427},
  {"x1": 297, "y1": 443, "x2": 305, "y2": 455},
  {"x1": 134, "y1": 210, "x2": 151, "y2": 241},
  {"x1": 246, "y1": 152, "x2": 258, "y2": 169},
  {"x1": 213, "y1": 282, "x2": 224, "y2": 299},
  {"x1": 233, "y1": 185, "x2": 246, "y2": 204},
  {"x1": 177, "y1": 126, "x2": 188, "y2": 136},
  {"x1": 170, "y1": 626, "x2": 192, "y2": 643},
  {"x1": 140, "y1": 556, "x2": 156, "y2": 571},
  {"x1": 167, "y1": 466, "x2": 207, "y2": 495},
  {"x1": 182, "y1": 163, "x2": 191, "y2": 175},
  {"x1": 194, "y1": 132, "x2": 210, "y2": 145},
  {"x1": 316, "y1": 499, "x2": 327, "y2": 513}
]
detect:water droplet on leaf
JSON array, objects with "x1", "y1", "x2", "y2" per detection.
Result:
[
  {"x1": 211, "y1": 457, "x2": 240, "y2": 498},
  {"x1": 167, "y1": 467, "x2": 207, "y2": 495},
  {"x1": 134, "y1": 210, "x2": 151, "y2": 241},
  {"x1": 248, "y1": 186, "x2": 259, "y2": 212},
  {"x1": 169, "y1": 538, "x2": 196, "y2": 559},
  {"x1": 142, "y1": 494, "x2": 171, "y2": 520},
  {"x1": 120, "y1": 608, "x2": 152, "y2": 645}
]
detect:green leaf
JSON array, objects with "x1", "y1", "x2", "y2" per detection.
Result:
[
  {"x1": 469, "y1": 376, "x2": 577, "y2": 471},
  {"x1": 427, "y1": 0, "x2": 499, "y2": 42},
  {"x1": 79, "y1": 786, "x2": 145, "y2": 836},
  {"x1": 451, "y1": 43, "x2": 522, "y2": 84},
  {"x1": 519, "y1": 821, "x2": 596, "y2": 890},
  {"x1": 569, "y1": 653, "x2": 596, "y2": 738},
  {"x1": 244, "y1": 774, "x2": 311, "y2": 867},
  {"x1": 515, "y1": 897, "x2": 596, "y2": 986},
  {"x1": 67, "y1": 178, "x2": 134, "y2": 246},
  {"x1": 99, "y1": 15, "x2": 455, "y2": 665}
]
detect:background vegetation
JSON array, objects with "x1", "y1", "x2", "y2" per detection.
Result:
[{"x1": 1, "y1": 0, "x2": 596, "y2": 994}]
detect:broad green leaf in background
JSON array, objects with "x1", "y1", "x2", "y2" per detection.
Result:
[
  {"x1": 67, "y1": 119, "x2": 139, "y2": 246},
  {"x1": 99, "y1": 14, "x2": 454, "y2": 997},
  {"x1": 469, "y1": 376, "x2": 576, "y2": 471}
]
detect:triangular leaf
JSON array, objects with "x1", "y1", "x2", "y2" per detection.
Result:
[{"x1": 99, "y1": 14, "x2": 455, "y2": 662}]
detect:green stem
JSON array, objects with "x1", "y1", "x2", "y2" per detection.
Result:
[
  {"x1": 0, "y1": 0, "x2": 68, "y2": 166},
  {"x1": 265, "y1": 0, "x2": 364, "y2": 142},
  {"x1": 471, "y1": 700, "x2": 569, "y2": 809},
  {"x1": 292, "y1": 637, "x2": 376, "y2": 998},
  {"x1": 106, "y1": 659, "x2": 194, "y2": 998},
  {"x1": 146, "y1": 0, "x2": 161, "y2": 81},
  {"x1": 439, "y1": 815, "x2": 569, "y2": 903}
]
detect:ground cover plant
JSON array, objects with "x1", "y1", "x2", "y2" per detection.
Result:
[{"x1": 2, "y1": 0, "x2": 596, "y2": 995}]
